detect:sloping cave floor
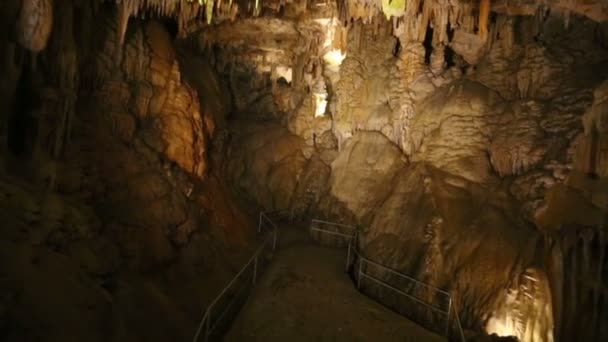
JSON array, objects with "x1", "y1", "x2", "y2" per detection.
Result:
[{"x1": 224, "y1": 224, "x2": 445, "y2": 342}]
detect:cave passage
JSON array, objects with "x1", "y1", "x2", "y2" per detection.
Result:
[
  {"x1": 225, "y1": 222, "x2": 445, "y2": 342},
  {"x1": 1, "y1": 1, "x2": 608, "y2": 342}
]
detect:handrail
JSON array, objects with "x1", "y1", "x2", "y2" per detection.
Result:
[
  {"x1": 193, "y1": 211, "x2": 280, "y2": 342},
  {"x1": 311, "y1": 219, "x2": 357, "y2": 229},
  {"x1": 309, "y1": 219, "x2": 466, "y2": 342},
  {"x1": 261, "y1": 208, "x2": 295, "y2": 224},
  {"x1": 353, "y1": 247, "x2": 451, "y2": 297},
  {"x1": 451, "y1": 298, "x2": 466, "y2": 341}
]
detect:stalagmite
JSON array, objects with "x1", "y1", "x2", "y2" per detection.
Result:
[{"x1": 16, "y1": 0, "x2": 54, "y2": 52}]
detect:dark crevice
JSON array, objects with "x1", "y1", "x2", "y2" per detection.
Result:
[
  {"x1": 423, "y1": 25, "x2": 434, "y2": 64},
  {"x1": 162, "y1": 18, "x2": 179, "y2": 39},
  {"x1": 7, "y1": 61, "x2": 38, "y2": 158},
  {"x1": 393, "y1": 39, "x2": 401, "y2": 57},
  {"x1": 445, "y1": 46, "x2": 456, "y2": 68}
]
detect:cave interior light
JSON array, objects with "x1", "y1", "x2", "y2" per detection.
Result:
[
  {"x1": 323, "y1": 48, "x2": 346, "y2": 66},
  {"x1": 314, "y1": 92, "x2": 328, "y2": 117}
]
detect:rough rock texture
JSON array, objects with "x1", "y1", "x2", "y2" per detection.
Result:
[
  {"x1": 16, "y1": 0, "x2": 54, "y2": 52},
  {"x1": 220, "y1": 9, "x2": 608, "y2": 342},
  {"x1": 94, "y1": 18, "x2": 213, "y2": 178},
  {"x1": 363, "y1": 163, "x2": 539, "y2": 329},
  {"x1": 407, "y1": 80, "x2": 501, "y2": 184},
  {"x1": 2, "y1": 0, "x2": 608, "y2": 341},
  {"x1": 330, "y1": 131, "x2": 407, "y2": 220},
  {"x1": 225, "y1": 121, "x2": 307, "y2": 210},
  {"x1": 333, "y1": 23, "x2": 399, "y2": 148},
  {"x1": 0, "y1": 2, "x2": 257, "y2": 342}
]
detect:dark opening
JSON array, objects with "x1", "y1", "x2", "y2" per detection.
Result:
[
  {"x1": 162, "y1": 18, "x2": 179, "y2": 39},
  {"x1": 392, "y1": 39, "x2": 401, "y2": 57},
  {"x1": 445, "y1": 22, "x2": 456, "y2": 68},
  {"x1": 490, "y1": 12, "x2": 497, "y2": 26},
  {"x1": 445, "y1": 46, "x2": 456, "y2": 68},
  {"x1": 7, "y1": 61, "x2": 38, "y2": 158},
  {"x1": 447, "y1": 21, "x2": 455, "y2": 41},
  {"x1": 423, "y1": 25, "x2": 434, "y2": 64}
]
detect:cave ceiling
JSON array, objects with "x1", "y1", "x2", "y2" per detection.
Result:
[{"x1": 94, "y1": 0, "x2": 608, "y2": 38}]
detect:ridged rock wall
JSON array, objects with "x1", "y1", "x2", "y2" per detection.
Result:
[
  {"x1": 0, "y1": 2, "x2": 256, "y2": 341},
  {"x1": 220, "y1": 10, "x2": 608, "y2": 342}
]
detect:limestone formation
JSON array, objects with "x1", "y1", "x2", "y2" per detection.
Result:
[
  {"x1": 218, "y1": 6, "x2": 608, "y2": 341},
  {"x1": 16, "y1": 0, "x2": 54, "y2": 52},
  {"x1": 2, "y1": 1, "x2": 608, "y2": 342},
  {"x1": 330, "y1": 131, "x2": 408, "y2": 220}
]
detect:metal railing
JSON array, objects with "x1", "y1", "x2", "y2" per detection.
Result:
[
  {"x1": 258, "y1": 208, "x2": 295, "y2": 232},
  {"x1": 309, "y1": 219, "x2": 466, "y2": 342},
  {"x1": 192, "y1": 211, "x2": 280, "y2": 342}
]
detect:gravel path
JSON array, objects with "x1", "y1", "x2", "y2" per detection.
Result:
[{"x1": 224, "y1": 226, "x2": 445, "y2": 342}]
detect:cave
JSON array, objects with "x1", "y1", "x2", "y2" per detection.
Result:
[{"x1": 1, "y1": 1, "x2": 607, "y2": 342}]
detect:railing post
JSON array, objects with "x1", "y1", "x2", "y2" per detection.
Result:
[
  {"x1": 346, "y1": 242, "x2": 351, "y2": 272},
  {"x1": 204, "y1": 309, "x2": 210, "y2": 342},
  {"x1": 357, "y1": 257, "x2": 363, "y2": 289},
  {"x1": 446, "y1": 297, "x2": 452, "y2": 338},
  {"x1": 258, "y1": 212, "x2": 262, "y2": 233},
  {"x1": 193, "y1": 315, "x2": 205, "y2": 342},
  {"x1": 253, "y1": 255, "x2": 258, "y2": 285}
]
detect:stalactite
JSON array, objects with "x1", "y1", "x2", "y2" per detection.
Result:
[
  {"x1": 417, "y1": 2, "x2": 431, "y2": 42},
  {"x1": 433, "y1": 2, "x2": 448, "y2": 45},
  {"x1": 429, "y1": 44, "x2": 445, "y2": 75},
  {"x1": 479, "y1": 0, "x2": 490, "y2": 42},
  {"x1": 115, "y1": 0, "x2": 136, "y2": 64},
  {"x1": 206, "y1": 0, "x2": 214, "y2": 23}
]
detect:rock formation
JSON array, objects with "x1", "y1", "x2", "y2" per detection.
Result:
[
  {"x1": 1, "y1": 1, "x2": 255, "y2": 341},
  {"x1": 213, "y1": 4, "x2": 608, "y2": 342},
  {"x1": 1, "y1": 0, "x2": 608, "y2": 341}
]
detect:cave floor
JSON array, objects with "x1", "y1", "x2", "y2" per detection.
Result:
[{"x1": 224, "y1": 224, "x2": 445, "y2": 342}]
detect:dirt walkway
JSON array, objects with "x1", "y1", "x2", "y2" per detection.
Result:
[{"x1": 225, "y1": 226, "x2": 445, "y2": 342}]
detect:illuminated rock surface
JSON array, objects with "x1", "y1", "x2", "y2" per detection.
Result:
[{"x1": 1, "y1": 0, "x2": 607, "y2": 341}]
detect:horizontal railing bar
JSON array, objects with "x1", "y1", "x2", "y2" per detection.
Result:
[
  {"x1": 192, "y1": 312, "x2": 208, "y2": 342},
  {"x1": 264, "y1": 209, "x2": 292, "y2": 215},
  {"x1": 206, "y1": 256, "x2": 254, "y2": 312},
  {"x1": 194, "y1": 211, "x2": 281, "y2": 342},
  {"x1": 261, "y1": 214, "x2": 277, "y2": 229},
  {"x1": 209, "y1": 271, "x2": 253, "y2": 334},
  {"x1": 360, "y1": 272, "x2": 449, "y2": 315},
  {"x1": 351, "y1": 248, "x2": 451, "y2": 297},
  {"x1": 311, "y1": 219, "x2": 356, "y2": 230},
  {"x1": 310, "y1": 227, "x2": 356, "y2": 238},
  {"x1": 204, "y1": 227, "x2": 273, "y2": 315}
]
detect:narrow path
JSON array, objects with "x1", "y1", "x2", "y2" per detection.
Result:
[{"x1": 225, "y1": 225, "x2": 445, "y2": 342}]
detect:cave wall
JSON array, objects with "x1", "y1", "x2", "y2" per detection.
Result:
[
  {"x1": 0, "y1": 1, "x2": 258, "y2": 341},
  {"x1": 215, "y1": 5, "x2": 608, "y2": 341},
  {"x1": 2, "y1": 0, "x2": 608, "y2": 341}
]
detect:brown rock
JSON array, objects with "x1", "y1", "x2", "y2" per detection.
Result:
[
  {"x1": 330, "y1": 131, "x2": 407, "y2": 219},
  {"x1": 16, "y1": 0, "x2": 53, "y2": 52}
]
